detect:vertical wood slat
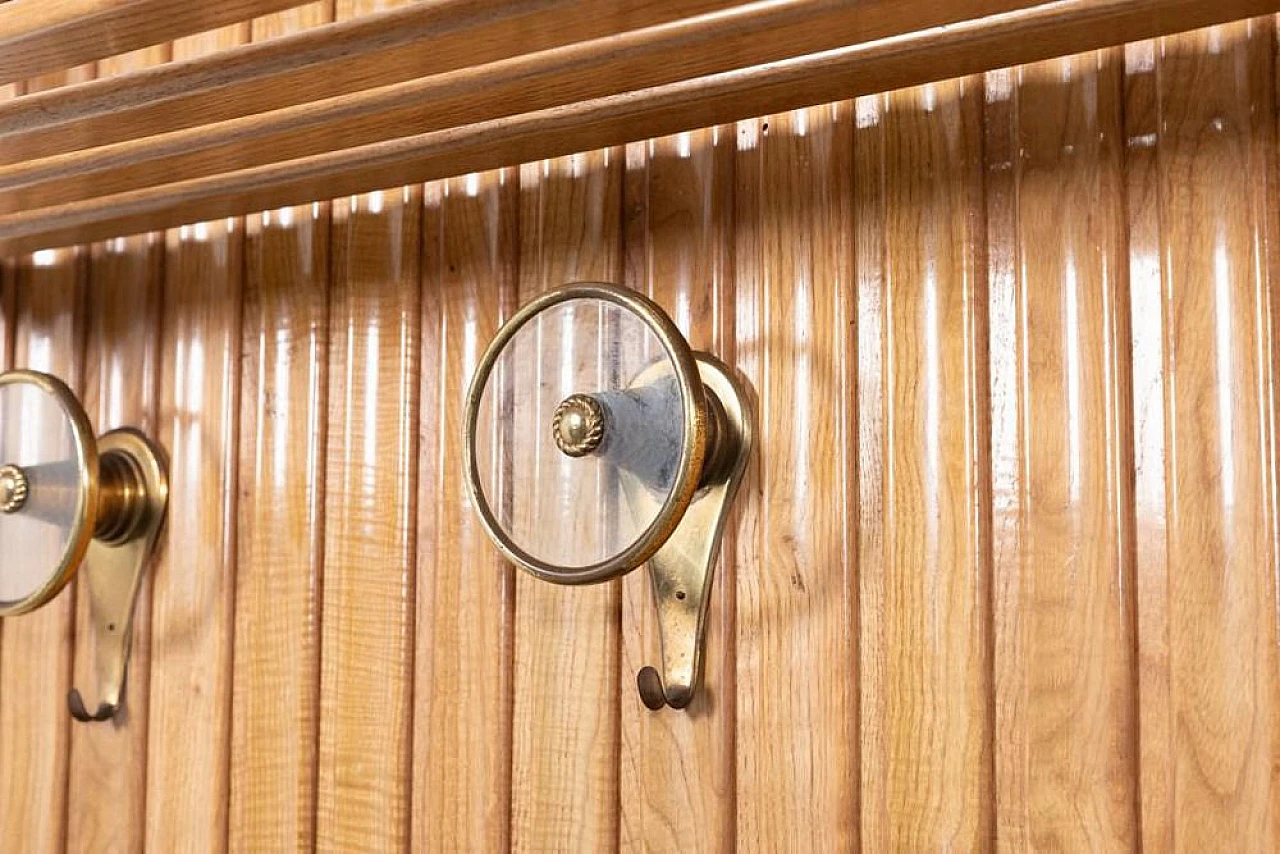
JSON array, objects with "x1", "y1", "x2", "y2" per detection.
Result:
[
  {"x1": 229, "y1": 5, "x2": 333, "y2": 853},
  {"x1": 317, "y1": 184, "x2": 420, "y2": 852},
  {"x1": 144, "y1": 23, "x2": 247, "y2": 853},
  {"x1": 65, "y1": 38, "x2": 169, "y2": 854},
  {"x1": 620, "y1": 127, "x2": 736, "y2": 852},
  {"x1": 733, "y1": 106, "x2": 858, "y2": 850},
  {"x1": 984, "y1": 51, "x2": 1140, "y2": 850},
  {"x1": 314, "y1": 3, "x2": 420, "y2": 850},
  {"x1": 511, "y1": 149, "x2": 624, "y2": 852},
  {"x1": 413, "y1": 167, "x2": 517, "y2": 851},
  {"x1": 1127, "y1": 19, "x2": 1280, "y2": 849},
  {"x1": 855, "y1": 79, "x2": 994, "y2": 849},
  {"x1": 0, "y1": 245, "x2": 86, "y2": 854},
  {"x1": 68, "y1": 232, "x2": 164, "y2": 853},
  {"x1": 0, "y1": 63, "x2": 94, "y2": 854}
]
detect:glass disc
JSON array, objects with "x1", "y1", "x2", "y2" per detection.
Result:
[
  {"x1": 471, "y1": 287, "x2": 698, "y2": 578},
  {"x1": 0, "y1": 373, "x2": 94, "y2": 613}
]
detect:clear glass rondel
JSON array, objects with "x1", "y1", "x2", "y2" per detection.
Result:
[{"x1": 472, "y1": 294, "x2": 687, "y2": 571}]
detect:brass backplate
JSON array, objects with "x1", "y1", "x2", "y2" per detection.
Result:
[
  {"x1": 624, "y1": 353, "x2": 751, "y2": 709},
  {"x1": 73, "y1": 427, "x2": 168, "y2": 721}
]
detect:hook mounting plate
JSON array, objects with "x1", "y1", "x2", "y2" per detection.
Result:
[
  {"x1": 628, "y1": 353, "x2": 751, "y2": 709},
  {"x1": 69, "y1": 427, "x2": 168, "y2": 723}
]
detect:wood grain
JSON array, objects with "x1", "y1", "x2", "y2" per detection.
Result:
[
  {"x1": 64, "y1": 38, "x2": 168, "y2": 854},
  {"x1": 144, "y1": 22, "x2": 247, "y2": 854},
  {"x1": 0, "y1": 0, "x2": 744, "y2": 162},
  {"x1": 314, "y1": 3, "x2": 420, "y2": 849},
  {"x1": 854, "y1": 78, "x2": 994, "y2": 849},
  {"x1": 316, "y1": 188, "x2": 420, "y2": 854},
  {"x1": 0, "y1": 63, "x2": 92, "y2": 854},
  {"x1": 984, "y1": 52, "x2": 1140, "y2": 850},
  {"x1": 414, "y1": 167, "x2": 517, "y2": 851},
  {"x1": 0, "y1": 0, "x2": 1061, "y2": 212},
  {"x1": 620, "y1": 126, "x2": 736, "y2": 852},
  {"x1": 0, "y1": 244, "x2": 85, "y2": 854},
  {"x1": 67, "y1": 233, "x2": 163, "y2": 853},
  {"x1": 510, "y1": 148, "x2": 624, "y2": 852},
  {"x1": 1126, "y1": 20, "x2": 1280, "y2": 849},
  {"x1": 733, "y1": 105, "x2": 857, "y2": 850},
  {"x1": 7, "y1": 0, "x2": 1280, "y2": 254},
  {"x1": 227, "y1": 8, "x2": 330, "y2": 854},
  {"x1": 0, "y1": 0, "x2": 301, "y2": 84}
]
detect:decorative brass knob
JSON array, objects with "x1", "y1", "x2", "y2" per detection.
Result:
[
  {"x1": 0, "y1": 464, "x2": 28, "y2": 513},
  {"x1": 0, "y1": 369, "x2": 168, "y2": 723},
  {"x1": 552, "y1": 393, "x2": 605, "y2": 457},
  {"x1": 464, "y1": 282, "x2": 753, "y2": 710}
]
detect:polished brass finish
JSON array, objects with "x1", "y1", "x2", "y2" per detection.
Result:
[
  {"x1": 69, "y1": 428, "x2": 168, "y2": 723},
  {"x1": 0, "y1": 370, "x2": 98, "y2": 617},
  {"x1": 0, "y1": 464, "x2": 28, "y2": 513},
  {"x1": 464, "y1": 282, "x2": 753, "y2": 711},
  {"x1": 0, "y1": 369, "x2": 169, "y2": 723},
  {"x1": 552, "y1": 393, "x2": 606, "y2": 458},
  {"x1": 625, "y1": 354, "x2": 751, "y2": 709},
  {"x1": 465, "y1": 282, "x2": 707, "y2": 585}
]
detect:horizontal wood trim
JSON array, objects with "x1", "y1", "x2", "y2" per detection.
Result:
[
  {"x1": 0, "y1": 0, "x2": 301, "y2": 85},
  {"x1": 0, "y1": 0, "x2": 747, "y2": 164},
  {"x1": 1, "y1": 0, "x2": 1276, "y2": 252},
  {"x1": 0, "y1": 0, "x2": 1055, "y2": 213}
]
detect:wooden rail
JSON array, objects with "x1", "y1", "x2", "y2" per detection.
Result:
[
  {"x1": 0, "y1": 0, "x2": 303, "y2": 84},
  {"x1": 1, "y1": 0, "x2": 1277, "y2": 253}
]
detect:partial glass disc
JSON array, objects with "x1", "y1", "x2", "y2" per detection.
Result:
[
  {"x1": 467, "y1": 284, "x2": 704, "y2": 583},
  {"x1": 0, "y1": 371, "x2": 96, "y2": 614}
]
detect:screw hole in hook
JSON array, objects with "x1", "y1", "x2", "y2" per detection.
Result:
[{"x1": 675, "y1": 590, "x2": 685, "y2": 600}]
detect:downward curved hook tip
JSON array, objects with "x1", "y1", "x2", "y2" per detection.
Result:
[{"x1": 67, "y1": 688, "x2": 117, "y2": 723}]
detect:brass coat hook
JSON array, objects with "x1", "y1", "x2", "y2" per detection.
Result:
[
  {"x1": 0, "y1": 371, "x2": 168, "y2": 723},
  {"x1": 464, "y1": 283, "x2": 751, "y2": 710}
]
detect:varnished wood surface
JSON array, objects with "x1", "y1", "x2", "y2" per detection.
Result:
[
  {"x1": 5, "y1": 0, "x2": 1280, "y2": 253},
  {"x1": 0, "y1": 0, "x2": 301, "y2": 84},
  {"x1": 2, "y1": 17, "x2": 1280, "y2": 852},
  {"x1": 620, "y1": 127, "x2": 736, "y2": 851},
  {"x1": 415, "y1": 168, "x2": 517, "y2": 851},
  {"x1": 0, "y1": 0, "x2": 745, "y2": 162},
  {"x1": 64, "y1": 39, "x2": 167, "y2": 854},
  {"x1": 0, "y1": 0, "x2": 1055, "y2": 211},
  {"x1": 228, "y1": 7, "x2": 330, "y2": 853},
  {"x1": 144, "y1": 24, "x2": 246, "y2": 854},
  {"x1": 0, "y1": 62, "x2": 93, "y2": 854},
  {"x1": 985, "y1": 52, "x2": 1139, "y2": 850}
]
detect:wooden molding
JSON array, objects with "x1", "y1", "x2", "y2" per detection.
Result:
[
  {"x1": 1, "y1": 0, "x2": 1277, "y2": 253},
  {"x1": 0, "y1": 0, "x2": 302, "y2": 84}
]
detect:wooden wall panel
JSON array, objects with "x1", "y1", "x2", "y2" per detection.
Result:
[
  {"x1": 228, "y1": 6, "x2": 332, "y2": 853},
  {"x1": 0, "y1": 62, "x2": 93, "y2": 854},
  {"x1": 317, "y1": 186, "x2": 421, "y2": 852},
  {"x1": 511, "y1": 149, "x2": 624, "y2": 852},
  {"x1": 145, "y1": 24, "x2": 246, "y2": 854},
  {"x1": 68, "y1": 231, "x2": 163, "y2": 853},
  {"x1": 414, "y1": 168, "x2": 516, "y2": 851},
  {"x1": 0, "y1": 245, "x2": 86, "y2": 854},
  {"x1": 66, "y1": 39, "x2": 167, "y2": 854},
  {"x1": 1, "y1": 15, "x2": 1279, "y2": 853},
  {"x1": 620, "y1": 126, "x2": 736, "y2": 852},
  {"x1": 855, "y1": 79, "x2": 994, "y2": 850},
  {"x1": 984, "y1": 52, "x2": 1140, "y2": 849},
  {"x1": 734, "y1": 105, "x2": 858, "y2": 850},
  {"x1": 315, "y1": 3, "x2": 419, "y2": 851},
  {"x1": 1127, "y1": 19, "x2": 1280, "y2": 849}
]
